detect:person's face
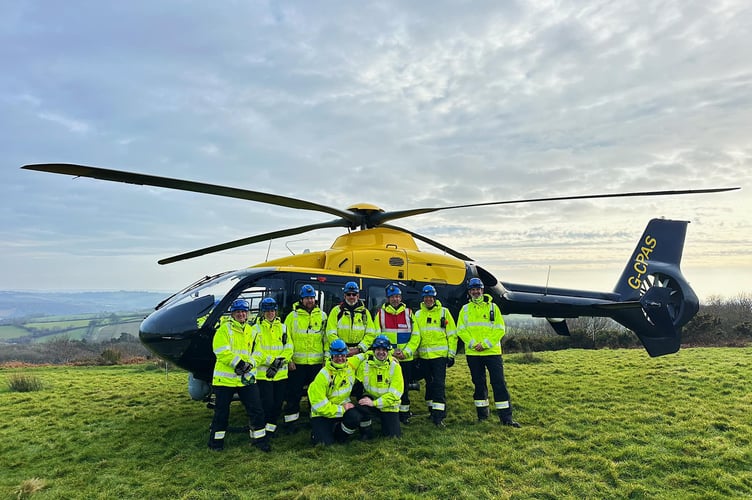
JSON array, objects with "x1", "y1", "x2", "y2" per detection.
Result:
[
  {"x1": 231, "y1": 309, "x2": 248, "y2": 324},
  {"x1": 469, "y1": 287, "x2": 483, "y2": 300},
  {"x1": 344, "y1": 291, "x2": 359, "y2": 306},
  {"x1": 388, "y1": 294, "x2": 402, "y2": 308},
  {"x1": 301, "y1": 296, "x2": 316, "y2": 311},
  {"x1": 331, "y1": 353, "x2": 347, "y2": 365},
  {"x1": 263, "y1": 309, "x2": 277, "y2": 321},
  {"x1": 373, "y1": 347, "x2": 388, "y2": 361},
  {"x1": 423, "y1": 296, "x2": 436, "y2": 308}
]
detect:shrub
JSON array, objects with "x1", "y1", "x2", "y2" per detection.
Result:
[
  {"x1": 6, "y1": 374, "x2": 44, "y2": 392},
  {"x1": 100, "y1": 348, "x2": 122, "y2": 365}
]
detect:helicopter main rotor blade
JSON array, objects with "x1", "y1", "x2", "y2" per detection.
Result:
[
  {"x1": 158, "y1": 219, "x2": 349, "y2": 265},
  {"x1": 381, "y1": 224, "x2": 474, "y2": 261},
  {"x1": 373, "y1": 187, "x2": 741, "y2": 225},
  {"x1": 22, "y1": 163, "x2": 357, "y2": 223}
]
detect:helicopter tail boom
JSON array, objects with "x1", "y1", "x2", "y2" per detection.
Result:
[
  {"x1": 499, "y1": 218, "x2": 699, "y2": 357},
  {"x1": 608, "y1": 218, "x2": 699, "y2": 356}
]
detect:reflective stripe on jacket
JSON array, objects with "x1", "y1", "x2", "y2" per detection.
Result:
[
  {"x1": 456, "y1": 294, "x2": 505, "y2": 356},
  {"x1": 326, "y1": 301, "x2": 374, "y2": 352},
  {"x1": 252, "y1": 318, "x2": 294, "y2": 381},
  {"x1": 212, "y1": 319, "x2": 256, "y2": 387},
  {"x1": 352, "y1": 353, "x2": 403, "y2": 412},
  {"x1": 415, "y1": 300, "x2": 458, "y2": 359},
  {"x1": 307, "y1": 359, "x2": 356, "y2": 418},
  {"x1": 284, "y1": 302, "x2": 328, "y2": 365}
]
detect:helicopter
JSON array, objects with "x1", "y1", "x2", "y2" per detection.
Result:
[{"x1": 22, "y1": 163, "x2": 739, "y2": 401}]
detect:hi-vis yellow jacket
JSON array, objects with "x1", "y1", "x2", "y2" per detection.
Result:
[
  {"x1": 307, "y1": 359, "x2": 356, "y2": 418},
  {"x1": 212, "y1": 318, "x2": 256, "y2": 387},
  {"x1": 414, "y1": 299, "x2": 458, "y2": 360},
  {"x1": 456, "y1": 294, "x2": 505, "y2": 356},
  {"x1": 252, "y1": 317, "x2": 294, "y2": 382},
  {"x1": 284, "y1": 302, "x2": 328, "y2": 365},
  {"x1": 326, "y1": 301, "x2": 375, "y2": 352},
  {"x1": 351, "y1": 352, "x2": 403, "y2": 412}
]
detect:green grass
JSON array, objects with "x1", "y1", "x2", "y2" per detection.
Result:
[
  {"x1": 0, "y1": 325, "x2": 30, "y2": 340},
  {"x1": 1, "y1": 348, "x2": 751, "y2": 499}
]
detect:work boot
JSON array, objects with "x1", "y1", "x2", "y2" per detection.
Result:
[
  {"x1": 359, "y1": 426, "x2": 373, "y2": 442},
  {"x1": 399, "y1": 411, "x2": 412, "y2": 425},
  {"x1": 253, "y1": 437, "x2": 271, "y2": 453},
  {"x1": 501, "y1": 418, "x2": 521, "y2": 428},
  {"x1": 476, "y1": 407, "x2": 490, "y2": 422}
]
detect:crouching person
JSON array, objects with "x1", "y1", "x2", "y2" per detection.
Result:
[
  {"x1": 208, "y1": 299, "x2": 270, "y2": 452},
  {"x1": 307, "y1": 339, "x2": 361, "y2": 445},
  {"x1": 352, "y1": 335, "x2": 404, "y2": 440}
]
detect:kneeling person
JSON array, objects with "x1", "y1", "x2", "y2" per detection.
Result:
[
  {"x1": 308, "y1": 339, "x2": 361, "y2": 445},
  {"x1": 353, "y1": 335, "x2": 404, "y2": 439}
]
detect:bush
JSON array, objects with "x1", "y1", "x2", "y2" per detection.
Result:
[
  {"x1": 100, "y1": 348, "x2": 122, "y2": 365},
  {"x1": 6, "y1": 374, "x2": 44, "y2": 392}
]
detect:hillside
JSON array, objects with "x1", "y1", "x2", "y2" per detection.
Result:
[{"x1": 0, "y1": 290, "x2": 167, "y2": 320}]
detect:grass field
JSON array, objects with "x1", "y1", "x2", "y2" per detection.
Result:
[{"x1": 2, "y1": 347, "x2": 751, "y2": 499}]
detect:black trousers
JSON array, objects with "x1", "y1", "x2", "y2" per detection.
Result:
[
  {"x1": 209, "y1": 384, "x2": 265, "y2": 446},
  {"x1": 258, "y1": 379, "x2": 287, "y2": 433},
  {"x1": 422, "y1": 357, "x2": 448, "y2": 420},
  {"x1": 399, "y1": 359, "x2": 415, "y2": 411},
  {"x1": 283, "y1": 363, "x2": 322, "y2": 422},
  {"x1": 356, "y1": 405, "x2": 401, "y2": 438},
  {"x1": 310, "y1": 408, "x2": 362, "y2": 445},
  {"x1": 466, "y1": 354, "x2": 513, "y2": 419}
]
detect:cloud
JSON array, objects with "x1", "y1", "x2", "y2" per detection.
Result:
[{"x1": 1, "y1": 1, "x2": 750, "y2": 301}]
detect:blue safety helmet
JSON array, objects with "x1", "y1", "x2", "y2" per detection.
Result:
[
  {"x1": 467, "y1": 277, "x2": 484, "y2": 290},
  {"x1": 230, "y1": 299, "x2": 250, "y2": 312},
  {"x1": 421, "y1": 285, "x2": 437, "y2": 298},
  {"x1": 343, "y1": 281, "x2": 360, "y2": 294},
  {"x1": 300, "y1": 284, "x2": 316, "y2": 298},
  {"x1": 329, "y1": 339, "x2": 348, "y2": 357},
  {"x1": 371, "y1": 334, "x2": 392, "y2": 351},
  {"x1": 385, "y1": 284, "x2": 402, "y2": 297},
  {"x1": 259, "y1": 297, "x2": 277, "y2": 311}
]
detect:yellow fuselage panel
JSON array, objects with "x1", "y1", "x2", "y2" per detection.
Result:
[{"x1": 250, "y1": 228, "x2": 466, "y2": 284}]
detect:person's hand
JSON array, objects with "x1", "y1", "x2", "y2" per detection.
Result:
[
  {"x1": 446, "y1": 357, "x2": 455, "y2": 368},
  {"x1": 348, "y1": 347, "x2": 361, "y2": 357},
  {"x1": 358, "y1": 397, "x2": 374, "y2": 407},
  {"x1": 394, "y1": 349, "x2": 405, "y2": 360},
  {"x1": 234, "y1": 360, "x2": 252, "y2": 375},
  {"x1": 288, "y1": 361, "x2": 297, "y2": 371},
  {"x1": 473, "y1": 343, "x2": 485, "y2": 352},
  {"x1": 344, "y1": 402, "x2": 355, "y2": 410}
]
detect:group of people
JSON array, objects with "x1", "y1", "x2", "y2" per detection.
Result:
[{"x1": 207, "y1": 277, "x2": 519, "y2": 451}]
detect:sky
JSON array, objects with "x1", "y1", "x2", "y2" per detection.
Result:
[{"x1": 1, "y1": 1, "x2": 750, "y2": 302}]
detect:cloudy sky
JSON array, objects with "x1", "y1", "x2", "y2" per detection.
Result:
[{"x1": 2, "y1": 1, "x2": 750, "y2": 301}]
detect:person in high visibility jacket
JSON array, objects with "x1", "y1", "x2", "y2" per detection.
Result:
[
  {"x1": 208, "y1": 298, "x2": 270, "y2": 452},
  {"x1": 352, "y1": 335, "x2": 404, "y2": 439},
  {"x1": 326, "y1": 281, "x2": 375, "y2": 356},
  {"x1": 282, "y1": 284, "x2": 328, "y2": 433},
  {"x1": 373, "y1": 284, "x2": 420, "y2": 424},
  {"x1": 252, "y1": 297, "x2": 294, "y2": 438},
  {"x1": 456, "y1": 278, "x2": 520, "y2": 427},
  {"x1": 307, "y1": 339, "x2": 362, "y2": 445},
  {"x1": 414, "y1": 284, "x2": 457, "y2": 427}
]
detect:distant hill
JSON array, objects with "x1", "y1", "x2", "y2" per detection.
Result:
[{"x1": 0, "y1": 290, "x2": 168, "y2": 320}]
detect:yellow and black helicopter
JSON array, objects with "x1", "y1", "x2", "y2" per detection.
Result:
[{"x1": 23, "y1": 163, "x2": 738, "y2": 400}]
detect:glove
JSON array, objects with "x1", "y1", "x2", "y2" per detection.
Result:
[
  {"x1": 265, "y1": 357, "x2": 285, "y2": 378},
  {"x1": 446, "y1": 357, "x2": 455, "y2": 368},
  {"x1": 234, "y1": 360, "x2": 252, "y2": 376}
]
